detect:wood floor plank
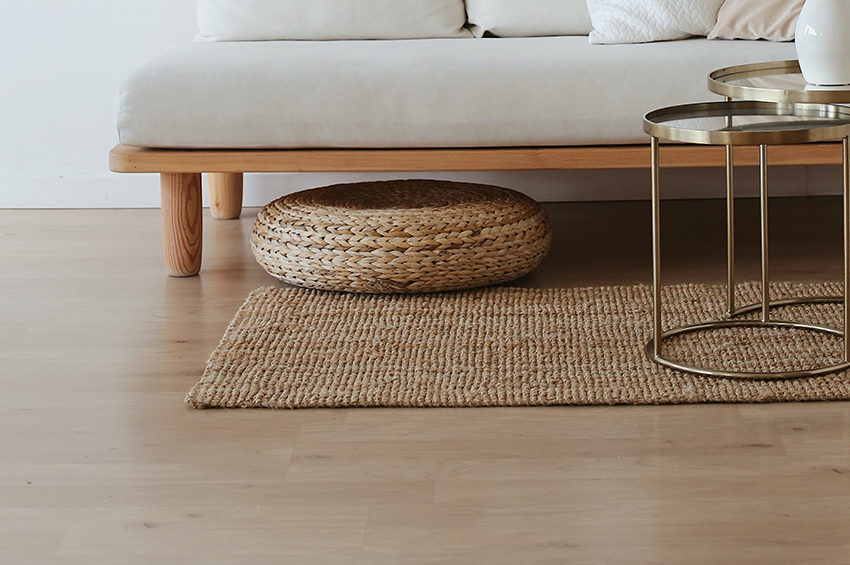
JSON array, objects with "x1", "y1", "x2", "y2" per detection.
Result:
[
  {"x1": 431, "y1": 473, "x2": 850, "y2": 507},
  {"x1": 18, "y1": 506, "x2": 374, "y2": 562}
]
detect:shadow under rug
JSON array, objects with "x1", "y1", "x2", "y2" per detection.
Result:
[{"x1": 185, "y1": 282, "x2": 850, "y2": 408}]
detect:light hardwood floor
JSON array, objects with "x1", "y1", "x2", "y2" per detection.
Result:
[{"x1": 1, "y1": 198, "x2": 849, "y2": 564}]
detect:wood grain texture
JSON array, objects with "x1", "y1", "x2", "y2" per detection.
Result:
[
  {"x1": 208, "y1": 173, "x2": 243, "y2": 220},
  {"x1": 109, "y1": 143, "x2": 844, "y2": 173},
  {"x1": 1, "y1": 199, "x2": 849, "y2": 563},
  {"x1": 160, "y1": 173, "x2": 202, "y2": 277}
]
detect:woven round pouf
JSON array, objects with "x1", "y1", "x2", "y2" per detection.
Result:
[{"x1": 251, "y1": 179, "x2": 551, "y2": 293}]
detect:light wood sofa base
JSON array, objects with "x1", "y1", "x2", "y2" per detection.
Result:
[{"x1": 110, "y1": 143, "x2": 844, "y2": 276}]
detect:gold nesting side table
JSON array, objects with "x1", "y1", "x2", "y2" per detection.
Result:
[
  {"x1": 708, "y1": 61, "x2": 850, "y2": 315},
  {"x1": 644, "y1": 100, "x2": 850, "y2": 379}
]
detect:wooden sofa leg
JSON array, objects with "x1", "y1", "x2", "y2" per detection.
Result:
[
  {"x1": 208, "y1": 173, "x2": 243, "y2": 220},
  {"x1": 161, "y1": 173, "x2": 203, "y2": 277}
]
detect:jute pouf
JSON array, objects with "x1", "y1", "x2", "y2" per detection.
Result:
[{"x1": 251, "y1": 179, "x2": 551, "y2": 293}]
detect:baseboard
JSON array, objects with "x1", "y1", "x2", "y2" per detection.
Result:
[
  {"x1": 0, "y1": 167, "x2": 841, "y2": 209},
  {"x1": 0, "y1": 174, "x2": 162, "y2": 208}
]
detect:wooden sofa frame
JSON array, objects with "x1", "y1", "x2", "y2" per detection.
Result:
[{"x1": 109, "y1": 143, "x2": 844, "y2": 277}]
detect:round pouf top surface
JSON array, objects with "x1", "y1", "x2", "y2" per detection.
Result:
[{"x1": 251, "y1": 179, "x2": 551, "y2": 293}]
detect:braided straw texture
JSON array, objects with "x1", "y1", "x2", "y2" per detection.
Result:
[
  {"x1": 251, "y1": 180, "x2": 551, "y2": 293},
  {"x1": 186, "y1": 281, "x2": 850, "y2": 409}
]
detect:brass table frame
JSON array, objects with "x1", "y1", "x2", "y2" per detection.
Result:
[{"x1": 644, "y1": 101, "x2": 850, "y2": 379}]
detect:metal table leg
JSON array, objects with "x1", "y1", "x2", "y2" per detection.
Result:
[
  {"x1": 842, "y1": 137, "x2": 850, "y2": 363},
  {"x1": 651, "y1": 136, "x2": 661, "y2": 358},
  {"x1": 760, "y1": 145, "x2": 770, "y2": 323},
  {"x1": 726, "y1": 144, "x2": 735, "y2": 317},
  {"x1": 725, "y1": 96, "x2": 736, "y2": 318}
]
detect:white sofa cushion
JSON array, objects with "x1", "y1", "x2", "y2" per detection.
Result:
[
  {"x1": 115, "y1": 37, "x2": 796, "y2": 148},
  {"x1": 465, "y1": 0, "x2": 593, "y2": 38},
  {"x1": 196, "y1": 0, "x2": 471, "y2": 41},
  {"x1": 588, "y1": 0, "x2": 725, "y2": 44}
]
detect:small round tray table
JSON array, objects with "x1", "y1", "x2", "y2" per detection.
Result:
[
  {"x1": 644, "y1": 100, "x2": 850, "y2": 379},
  {"x1": 708, "y1": 60, "x2": 850, "y2": 104}
]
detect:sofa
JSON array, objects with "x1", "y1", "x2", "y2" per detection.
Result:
[{"x1": 110, "y1": 0, "x2": 827, "y2": 277}]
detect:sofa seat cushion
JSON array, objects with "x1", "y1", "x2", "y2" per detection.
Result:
[{"x1": 115, "y1": 37, "x2": 796, "y2": 148}]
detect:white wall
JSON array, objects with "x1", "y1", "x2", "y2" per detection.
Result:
[
  {"x1": 0, "y1": 1, "x2": 194, "y2": 206},
  {"x1": 0, "y1": 2, "x2": 840, "y2": 208}
]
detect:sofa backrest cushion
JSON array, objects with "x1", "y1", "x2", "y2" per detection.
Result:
[
  {"x1": 465, "y1": 0, "x2": 593, "y2": 37},
  {"x1": 196, "y1": 0, "x2": 472, "y2": 41}
]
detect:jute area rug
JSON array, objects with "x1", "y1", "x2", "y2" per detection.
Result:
[{"x1": 185, "y1": 282, "x2": 850, "y2": 408}]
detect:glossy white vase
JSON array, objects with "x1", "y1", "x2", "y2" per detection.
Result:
[{"x1": 795, "y1": 0, "x2": 850, "y2": 85}]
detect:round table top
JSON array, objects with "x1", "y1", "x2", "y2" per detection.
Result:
[
  {"x1": 643, "y1": 101, "x2": 850, "y2": 145},
  {"x1": 708, "y1": 60, "x2": 850, "y2": 104}
]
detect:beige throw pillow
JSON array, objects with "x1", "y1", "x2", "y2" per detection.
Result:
[{"x1": 708, "y1": 0, "x2": 804, "y2": 41}]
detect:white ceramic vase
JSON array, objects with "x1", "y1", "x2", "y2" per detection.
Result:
[{"x1": 795, "y1": 0, "x2": 850, "y2": 85}]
